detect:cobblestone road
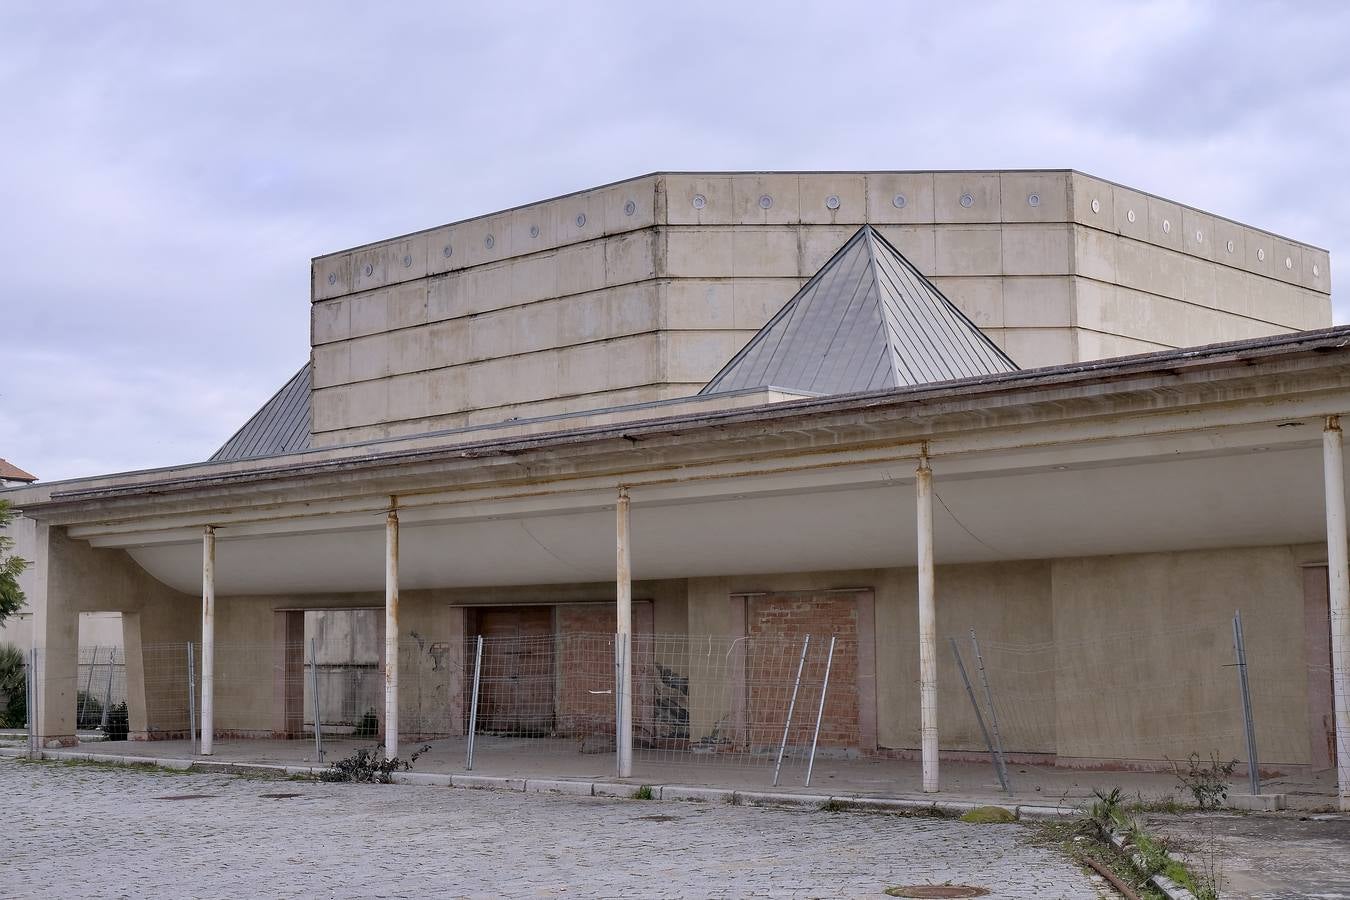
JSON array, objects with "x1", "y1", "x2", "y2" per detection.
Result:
[{"x1": 1, "y1": 759, "x2": 1108, "y2": 899}]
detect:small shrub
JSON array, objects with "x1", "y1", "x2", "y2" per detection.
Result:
[
  {"x1": 819, "y1": 798, "x2": 848, "y2": 813},
  {"x1": 354, "y1": 708, "x2": 379, "y2": 739},
  {"x1": 633, "y1": 785, "x2": 654, "y2": 800},
  {"x1": 103, "y1": 702, "x2": 129, "y2": 741},
  {"x1": 0, "y1": 643, "x2": 25, "y2": 729},
  {"x1": 1169, "y1": 752, "x2": 1237, "y2": 810},
  {"x1": 1089, "y1": 787, "x2": 1125, "y2": 828},
  {"x1": 320, "y1": 744, "x2": 430, "y2": 783}
]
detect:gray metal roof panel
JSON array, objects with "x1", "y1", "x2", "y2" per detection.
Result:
[
  {"x1": 210, "y1": 364, "x2": 312, "y2": 462},
  {"x1": 701, "y1": 226, "x2": 1017, "y2": 396}
]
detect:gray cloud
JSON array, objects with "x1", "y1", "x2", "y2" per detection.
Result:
[{"x1": 1, "y1": 0, "x2": 1344, "y2": 482}]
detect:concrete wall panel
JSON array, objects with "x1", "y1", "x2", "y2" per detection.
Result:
[
  {"x1": 999, "y1": 172, "x2": 1069, "y2": 223},
  {"x1": 865, "y1": 173, "x2": 936, "y2": 224},
  {"x1": 933, "y1": 172, "x2": 1001, "y2": 223}
]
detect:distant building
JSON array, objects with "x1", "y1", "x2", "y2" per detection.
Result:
[
  {"x1": 4, "y1": 171, "x2": 1346, "y2": 808},
  {"x1": 0, "y1": 459, "x2": 36, "y2": 488}
]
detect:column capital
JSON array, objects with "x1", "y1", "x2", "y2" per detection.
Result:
[{"x1": 1327, "y1": 414, "x2": 1342, "y2": 433}]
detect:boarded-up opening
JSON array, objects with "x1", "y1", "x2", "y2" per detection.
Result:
[
  {"x1": 467, "y1": 606, "x2": 555, "y2": 735},
  {"x1": 743, "y1": 590, "x2": 873, "y2": 752}
]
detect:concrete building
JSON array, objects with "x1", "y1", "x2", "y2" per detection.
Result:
[{"x1": 4, "y1": 171, "x2": 1347, "y2": 808}]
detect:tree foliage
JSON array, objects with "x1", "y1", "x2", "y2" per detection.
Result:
[{"x1": 0, "y1": 500, "x2": 28, "y2": 627}]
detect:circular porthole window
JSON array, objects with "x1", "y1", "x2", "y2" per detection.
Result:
[
  {"x1": 960, "y1": 193, "x2": 974, "y2": 208},
  {"x1": 893, "y1": 194, "x2": 907, "y2": 209},
  {"x1": 402, "y1": 254, "x2": 413, "y2": 268},
  {"x1": 575, "y1": 213, "x2": 587, "y2": 228},
  {"x1": 1162, "y1": 219, "x2": 1171, "y2": 234},
  {"x1": 692, "y1": 194, "x2": 707, "y2": 210},
  {"x1": 1091, "y1": 198, "x2": 1100, "y2": 214},
  {"x1": 1314, "y1": 264, "x2": 1321, "y2": 277},
  {"x1": 362, "y1": 263, "x2": 374, "y2": 277},
  {"x1": 825, "y1": 194, "x2": 841, "y2": 209},
  {"x1": 1127, "y1": 209, "x2": 1136, "y2": 223},
  {"x1": 1195, "y1": 230, "x2": 1204, "y2": 244},
  {"x1": 1258, "y1": 248, "x2": 1266, "y2": 261},
  {"x1": 1027, "y1": 193, "x2": 1040, "y2": 207},
  {"x1": 529, "y1": 224, "x2": 540, "y2": 239},
  {"x1": 624, "y1": 200, "x2": 636, "y2": 216},
  {"x1": 443, "y1": 245, "x2": 453, "y2": 258},
  {"x1": 327, "y1": 272, "x2": 337, "y2": 286},
  {"x1": 484, "y1": 234, "x2": 495, "y2": 250},
  {"x1": 1285, "y1": 256, "x2": 1294, "y2": 270},
  {"x1": 1226, "y1": 240, "x2": 1235, "y2": 254}
]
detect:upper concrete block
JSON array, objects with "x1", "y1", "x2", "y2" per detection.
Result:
[{"x1": 299, "y1": 170, "x2": 1330, "y2": 444}]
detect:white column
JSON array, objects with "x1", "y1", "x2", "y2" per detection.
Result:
[
  {"x1": 385, "y1": 508, "x2": 400, "y2": 760},
  {"x1": 916, "y1": 455, "x2": 938, "y2": 792},
  {"x1": 200, "y1": 525, "x2": 215, "y2": 756},
  {"x1": 1323, "y1": 417, "x2": 1350, "y2": 811},
  {"x1": 616, "y1": 487, "x2": 633, "y2": 778}
]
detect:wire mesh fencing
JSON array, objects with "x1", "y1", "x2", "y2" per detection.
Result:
[
  {"x1": 947, "y1": 607, "x2": 1338, "y2": 792},
  {"x1": 15, "y1": 608, "x2": 1349, "y2": 799},
  {"x1": 75, "y1": 646, "x2": 126, "y2": 733}
]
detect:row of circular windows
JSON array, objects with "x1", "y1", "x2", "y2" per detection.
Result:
[
  {"x1": 1087, "y1": 197, "x2": 1315, "y2": 275},
  {"x1": 330, "y1": 192, "x2": 1318, "y2": 284}
]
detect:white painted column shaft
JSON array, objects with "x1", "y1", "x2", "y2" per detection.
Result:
[
  {"x1": 385, "y1": 509, "x2": 400, "y2": 760},
  {"x1": 200, "y1": 525, "x2": 215, "y2": 756},
  {"x1": 916, "y1": 456, "x2": 938, "y2": 793},
  {"x1": 616, "y1": 487, "x2": 633, "y2": 778},
  {"x1": 1323, "y1": 417, "x2": 1350, "y2": 811}
]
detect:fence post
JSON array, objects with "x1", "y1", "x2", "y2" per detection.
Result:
[
  {"x1": 311, "y1": 637, "x2": 324, "y2": 763},
  {"x1": 951, "y1": 636, "x2": 1008, "y2": 792},
  {"x1": 773, "y1": 635, "x2": 811, "y2": 788},
  {"x1": 970, "y1": 630, "x2": 1010, "y2": 793},
  {"x1": 1233, "y1": 610, "x2": 1261, "y2": 796},
  {"x1": 465, "y1": 635, "x2": 483, "y2": 771},
  {"x1": 804, "y1": 636, "x2": 836, "y2": 788},
  {"x1": 79, "y1": 647, "x2": 98, "y2": 729},
  {"x1": 187, "y1": 642, "x2": 197, "y2": 749},
  {"x1": 101, "y1": 648, "x2": 115, "y2": 731}
]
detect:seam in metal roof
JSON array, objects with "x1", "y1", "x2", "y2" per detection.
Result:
[
  {"x1": 700, "y1": 225, "x2": 1018, "y2": 396},
  {"x1": 210, "y1": 365, "x2": 312, "y2": 462}
]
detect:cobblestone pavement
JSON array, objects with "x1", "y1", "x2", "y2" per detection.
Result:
[{"x1": 1, "y1": 759, "x2": 1109, "y2": 899}]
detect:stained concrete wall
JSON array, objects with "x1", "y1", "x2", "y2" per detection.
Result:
[
  {"x1": 686, "y1": 545, "x2": 1321, "y2": 769},
  {"x1": 208, "y1": 580, "x2": 688, "y2": 737},
  {"x1": 309, "y1": 171, "x2": 1332, "y2": 446},
  {"x1": 24, "y1": 523, "x2": 196, "y2": 743}
]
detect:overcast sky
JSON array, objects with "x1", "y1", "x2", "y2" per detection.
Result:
[{"x1": 1, "y1": 0, "x2": 1346, "y2": 483}]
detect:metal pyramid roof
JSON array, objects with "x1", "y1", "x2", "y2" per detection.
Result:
[
  {"x1": 700, "y1": 225, "x2": 1018, "y2": 396},
  {"x1": 210, "y1": 364, "x2": 312, "y2": 462}
]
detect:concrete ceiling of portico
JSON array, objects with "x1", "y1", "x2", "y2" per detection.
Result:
[{"x1": 107, "y1": 433, "x2": 1330, "y2": 596}]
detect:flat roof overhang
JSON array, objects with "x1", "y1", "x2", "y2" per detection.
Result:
[{"x1": 10, "y1": 327, "x2": 1350, "y2": 595}]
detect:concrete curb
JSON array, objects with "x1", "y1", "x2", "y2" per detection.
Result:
[
  {"x1": 1105, "y1": 827, "x2": 1198, "y2": 900},
  {"x1": 3, "y1": 747, "x2": 1076, "y2": 822}
]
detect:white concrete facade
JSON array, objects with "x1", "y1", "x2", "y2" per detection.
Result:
[{"x1": 308, "y1": 171, "x2": 1331, "y2": 446}]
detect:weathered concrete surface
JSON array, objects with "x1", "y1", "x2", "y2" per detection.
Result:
[
  {"x1": 1144, "y1": 812, "x2": 1350, "y2": 899},
  {"x1": 308, "y1": 171, "x2": 1332, "y2": 445},
  {"x1": 2, "y1": 757, "x2": 1108, "y2": 898}
]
